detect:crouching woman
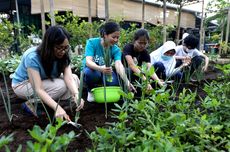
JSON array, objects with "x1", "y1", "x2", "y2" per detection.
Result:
[{"x1": 11, "y1": 26, "x2": 84, "y2": 121}]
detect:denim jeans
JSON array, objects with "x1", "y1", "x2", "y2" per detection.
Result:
[
  {"x1": 83, "y1": 67, "x2": 119, "y2": 91},
  {"x1": 153, "y1": 62, "x2": 182, "y2": 81},
  {"x1": 176, "y1": 55, "x2": 204, "y2": 76}
]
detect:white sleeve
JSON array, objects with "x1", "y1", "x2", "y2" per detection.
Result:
[{"x1": 192, "y1": 49, "x2": 203, "y2": 57}]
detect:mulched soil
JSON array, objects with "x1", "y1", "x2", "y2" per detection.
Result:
[{"x1": 0, "y1": 65, "x2": 224, "y2": 152}]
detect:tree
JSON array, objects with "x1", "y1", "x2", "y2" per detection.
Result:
[
  {"x1": 167, "y1": 0, "x2": 198, "y2": 44},
  {"x1": 206, "y1": 0, "x2": 230, "y2": 54}
]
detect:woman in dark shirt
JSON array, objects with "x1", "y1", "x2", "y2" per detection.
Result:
[{"x1": 122, "y1": 29, "x2": 164, "y2": 91}]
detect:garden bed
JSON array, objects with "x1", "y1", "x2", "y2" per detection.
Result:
[{"x1": 0, "y1": 65, "x2": 225, "y2": 151}]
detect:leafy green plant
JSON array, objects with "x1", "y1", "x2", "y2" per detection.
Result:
[
  {"x1": 88, "y1": 67, "x2": 230, "y2": 151},
  {"x1": 0, "y1": 54, "x2": 21, "y2": 76},
  {"x1": 220, "y1": 41, "x2": 230, "y2": 55},
  {"x1": 27, "y1": 118, "x2": 75, "y2": 152},
  {"x1": 0, "y1": 133, "x2": 22, "y2": 152},
  {"x1": 55, "y1": 12, "x2": 102, "y2": 49},
  {"x1": 71, "y1": 54, "x2": 83, "y2": 74},
  {"x1": 0, "y1": 133, "x2": 13, "y2": 150},
  {"x1": 0, "y1": 19, "x2": 14, "y2": 54}
]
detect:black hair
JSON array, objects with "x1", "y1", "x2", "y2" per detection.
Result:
[
  {"x1": 100, "y1": 21, "x2": 120, "y2": 37},
  {"x1": 37, "y1": 25, "x2": 71, "y2": 79},
  {"x1": 183, "y1": 34, "x2": 199, "y2": 49},
  {"x1": 133, "y1": 29, "x2": 150, "y2": 42}
]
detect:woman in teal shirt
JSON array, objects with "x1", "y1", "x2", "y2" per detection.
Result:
[{"x1": 83, "y1": 22, "x2": 135, "y2": 102}]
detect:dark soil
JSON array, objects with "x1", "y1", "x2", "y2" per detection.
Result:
[{"x1": 0, "y1": 65, "x2": 223, "y2": 152}]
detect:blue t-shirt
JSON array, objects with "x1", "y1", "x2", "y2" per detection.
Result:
[
  {"x1": 82, "y1": 37, "x2": 121, "y2": 68},
  {"x1": 12, "y1": 47, "x2": 59, "y2": 85}
]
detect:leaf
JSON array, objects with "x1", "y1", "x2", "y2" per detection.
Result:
[{"x1": 28, "y1": 126, "x2": 46, "y2": 143}]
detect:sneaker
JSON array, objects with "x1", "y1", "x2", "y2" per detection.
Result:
[
  {"x1": 21, "y1": 101, "x2": 38, "y2": 117},
  {"x1": 87, "y1": 92, "x2": 95, "y2": 102},
  {"x1": 190, "y1": 78, "x2": 198, "y2": 82}
]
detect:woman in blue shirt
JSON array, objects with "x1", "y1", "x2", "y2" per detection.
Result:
[
  {"x1": 82, "y1": 22, "x2": 135, "y2": 102},
  {"x1": 12, "y1": 26, "x2": 84, "y2": 121}
]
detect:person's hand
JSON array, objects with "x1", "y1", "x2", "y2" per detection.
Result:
[
  {"x1": 185, "y1": 56, "x2": 191, "y2": 62},
  {"x1": 72, "y1": 94, "x2": 85, "y2": 111},
  {"x1": 76, "y1": 98, "x2": 85, "y2": 111},
  {"x1": 55, "y1": 106, "x2": 71, "y2": 122},
  {"x1": 182, "y1": 58, "x2": 191, "y2": 67},
  {"x1": 99, "y1": 65, "x2": 112, "y2": 74},
  {"x1": 147, "y1": 84, "x2": 153, "y2": 91},
  {"x1": 202, "y1": 65, "x2": 208, "y2": 72},
  {"x1": 127, "y1": 82, "x2": 137, "y2": 93},
  {"x1": 157, "y1": 80, "x2": 165, "y2": 87}
]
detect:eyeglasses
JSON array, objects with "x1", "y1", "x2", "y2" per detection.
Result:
[{"x1": 55, "y1": 45, "x2": 71, "y2": 53}]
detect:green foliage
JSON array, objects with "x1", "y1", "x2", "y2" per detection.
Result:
[
  {"x1": 220, "y1": 41, "x2": 230, "y2": 55},
  {"x1": 0, "y1": 19, "x2": 14, "y2": 53},
  {"x1": 70, "y1": 54, "x2": 83, "y2": 74},
  {"x1": 0, "y1": 54, "x2": 21, "y2": 76},
  {"x1": 89, "y1": 69, "x2": 230, "y2": 151},
  {"x1": 0, "y1": 133, "x2": 14, "y2": 150},
  {"x1": 55, "y1": 12, "x2": 102, "y2": 49},
  {"x1": 27, "y1": 118, "x2": 75, "y2": 152},
  {"x1": 118, "y1": 23, "x2": 137, "y2": 49},
  {"x1": 216, "y1": 63, "x2": 230, "y2": 75}
]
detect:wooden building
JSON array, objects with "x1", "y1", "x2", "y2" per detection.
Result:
[{"x1": 31, "y1": 0, "x2": 198, "y2": 28}]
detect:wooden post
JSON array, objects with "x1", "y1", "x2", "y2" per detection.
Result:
[
  {"x1": 49, "y1": 0, "x2": 55, "y2": 26},
  {"x1": 15, "y1": 0, "x2": 20, "y2": 35},
  {"x1": 141, "y1": 0, "x2": 145, "y2": 28},
  {"x1": 199, "y1": 0, "x2": 205, "y2": 51},
  {"x1": 88, "y1": 0, "x2": 92, "y2": 38},
  {"x1": 225, "y1": 7, "x2": 230, "y2": 43},
  {"x1": 163, "y1": 0, "x2": 166, "y2": 43},
  {"x1": 105, "y1": 0, "x2": 109, "y2": 22},
  {"x1": 176, "y1": 4, "x2": 182, "y2": 44},
  {"x1": 88, "y1": 0, "x2": 92, "y2": 23},
  {"x1": 40, "y1": 0, "x2": 46, "y2": 36}
]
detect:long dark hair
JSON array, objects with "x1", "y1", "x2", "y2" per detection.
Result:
[
  {"x1": 100, "y1": 21, "x2": 120, "y2": 37},
  {"x1": 133, "y1": 29, "x2": 150, "y2": 42},
  {"x1": 37, "y1": 26, "x2": 70, "y2": 79}
]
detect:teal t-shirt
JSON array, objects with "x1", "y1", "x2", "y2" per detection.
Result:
[
  {"x1": 81, "y1": 37, "x2": 121, "y2": 68},
  {"x1": 12, "y1": 47, "x2": 59, "y2": 85}
]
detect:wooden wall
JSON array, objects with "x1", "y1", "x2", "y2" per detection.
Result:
[{"x1": 31, "y1": 0, "x2": 196, "y2": 28}]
